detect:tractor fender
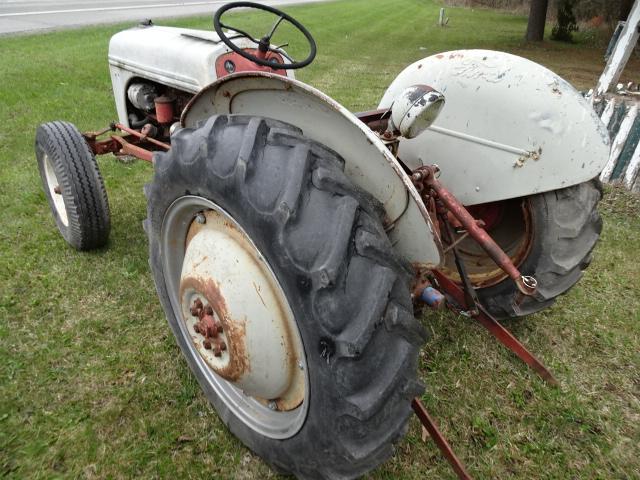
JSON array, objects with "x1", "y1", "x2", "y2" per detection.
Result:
[
  {"x1": 379, "y1": 50, "x2": 610, "y2": 206},
  {"x1": 181, "y1": 72, "x2": 443, "y2": 267}
]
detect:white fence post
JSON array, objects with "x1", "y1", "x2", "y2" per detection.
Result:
[{"x1": 595, "y1": 0, "x2": 640, "y2": 98}]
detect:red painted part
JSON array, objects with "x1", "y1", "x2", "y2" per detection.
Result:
[
  {"x1": 465, "y1": 201, "x2": 505, "y2": 231},
  {"x1": 154, "y1": 96, "x2": 175, "y2": 124},
  {"x1": 416, "y1": 166, "x2": 534, "y2": 295},
  {"x1": 85, "y1": 136, "x2": 120, "y2": 156},
  {"x1": 411, "y1": 398, "x2": 474, "y2": 480},
  {"x1": 114, "y1": 123, "x2": 170, "y2": 150},
  {"x1": 354, "y1": 108, "x2": 391, "y2": 133},
  {"x1": 215, "y1": 50, "x2": 286, "y2": 78},
  {"x1": 432, "y1": 270, "x2": 558, "y2": 386},
  {"x1": 111, "y1": 135, "x2": 154, "y2": 163}
]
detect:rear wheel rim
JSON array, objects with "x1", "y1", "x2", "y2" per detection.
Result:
[
  {"x1": 442, "y1": 198, "x2": 533, "y2": 288},
  {"x1": 160, "y1": 195, "x2": 309, "y2": 439}
]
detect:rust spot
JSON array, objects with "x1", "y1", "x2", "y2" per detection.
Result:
[
  {"x1": 436, "y1": 54, "x2": 444, "y2": 59},
  {"x1": 222, "y1": 90, "x2": 231, "y2": 98},
  {"x1": 185, "y1": 219, "x2": 205, "y2": 249},
  {"x1": 180, "y1": 276, "x2": 249, "y2": 382},
  {"x1": 222, "y1": 220, "x2": 238, "y2": 231}
]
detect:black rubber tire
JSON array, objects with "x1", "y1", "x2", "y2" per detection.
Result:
[
  {"x1": 145, "y1": 115, "x2": 427, "y2": 479},
  {"x1": 35, "y1": 121, "x2": 111, "y2": 250},
  {"x1": 477, "y1": 179, "x2": 603, "y2": 319}
]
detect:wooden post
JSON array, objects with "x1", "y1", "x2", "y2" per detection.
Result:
[{"x1": 595, "y1": 0, "x2": 640, "y2": 98}]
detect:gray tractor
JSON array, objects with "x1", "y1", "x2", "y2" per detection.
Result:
[{"x1": 35, "y1": 2, "x2": 607, "y2": 478}]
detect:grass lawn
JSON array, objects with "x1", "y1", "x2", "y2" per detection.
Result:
[{"x1": 1, "y1": 0, "x2": 639, "y2": 478}]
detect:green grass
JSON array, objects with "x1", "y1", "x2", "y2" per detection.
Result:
[{"x1": 1, "y1": 0, "x2": 639, "y2": 478}]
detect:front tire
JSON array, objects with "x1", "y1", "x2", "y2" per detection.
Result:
[
  {"x1": 35, "y1": 121, "x2": 111, "y2": 250},
  {"x1": 145, "y1": 115, "x2": 426, "y2": 479}
]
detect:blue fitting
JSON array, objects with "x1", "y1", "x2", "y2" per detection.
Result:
[{"x1": 420, "y1": 286, "x2": 445, "y2": 309}]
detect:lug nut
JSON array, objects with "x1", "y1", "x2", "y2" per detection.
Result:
[
  {"x1": 190, "y1": 299, "x2": 203, "y2": 316},
  {"x1": 194, "y1": 324, "x2": 201, "y2": 334},
  {"x1": 53, "y1": 186, "x2": 62, "y2": 194},
  {"x1": 207, "y1": 325, "x2": 217, "y2": 338},
  {"x1": 219, "y1": 341, "x2": 227, "y2": 351},
  {"x1": 204, "y1": 305, "x2": 213, "y2": 316},
  {"x1": 203, "y1": 340, "x2": 212, "y2": 350},
  {"x1": 267, "y1": 401, "x2": 278, "y2": 411},
  {"x1": 195, "y1": 213, "x2": 206, "y2": 224},
  {"x1": 214, "y1": 345, "x2": 222, "y2": 357}
]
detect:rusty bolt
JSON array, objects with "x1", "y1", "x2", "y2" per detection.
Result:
[
  {"x1": 193, "y1": 324, "x2": 201, "y2": 334},
  {"x1": 204, "y1": 305, "x2": 213, "y2": 316},
  {"x1": 217, "y1": 325, "x2": 224, "y2": 334},
  {"x1": 200, "y1": 315, "x2": 218, "y2": 338},
  {"x1": 203, "y1": 340, "x2": 212, "y2": 350},
  {"x1": 207, "y1": 325, "x2": 217, "y2": 338},
  {"x1": 213, "y1": 345, "x2": 222, "y2": 357},
  {"x1": 190, "y1": 298, "x2": 203, "y2": 317},
  {"x1": 219, "y1": 341, "x2": 227, "y2": 351}
]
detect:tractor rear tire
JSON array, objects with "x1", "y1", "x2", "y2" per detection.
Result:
[
  {"x1": 145, "y1": 115, "x2": 426, "y2": 479},
  {"x1": 35, "y1": 121, "x2": 111, "y2": 250},
  {"x1": 477, "y1": 180, "x2": 602, "y2": 319}
]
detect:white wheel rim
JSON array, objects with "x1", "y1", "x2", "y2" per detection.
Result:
[
  {"x1": 43, "y1": 153, "x2": 68, "y2": 226},
  {"x1": 160, "y1": 196, "x2": 309, "y2": 439}
]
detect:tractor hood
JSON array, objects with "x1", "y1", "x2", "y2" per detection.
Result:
[{"x1": 109, "y1": 25, "x2": 261, "y2": 93}]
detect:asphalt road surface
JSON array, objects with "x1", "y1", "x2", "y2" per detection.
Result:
[{"x1": 0, "y1": 0, "x2": 328, "y2": 35}]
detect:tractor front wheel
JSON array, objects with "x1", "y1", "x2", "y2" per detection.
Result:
[
  {"x1": 145, "y1": 115, "x2": 426, "y2": 478},
  {"x1": 35, "y1": 121, "x2": 111, "y2": 250}
]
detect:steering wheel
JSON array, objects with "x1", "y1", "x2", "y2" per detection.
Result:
[{"x1": 213, "y1": 1, "x2": 316, "y2": 70}]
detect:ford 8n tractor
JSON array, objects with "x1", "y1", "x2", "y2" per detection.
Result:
[{"x1": 35, "y1": 2, "x2": 608, "y2": 478}]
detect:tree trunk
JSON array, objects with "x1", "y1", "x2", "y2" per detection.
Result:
[{"x1": 525, "y1": 0, "x2": 549, "y2": 41}]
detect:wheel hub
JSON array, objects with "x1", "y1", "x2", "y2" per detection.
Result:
[
  {"x1": 190, "y1": 298, "x2": 227, "y2": 356},
  {"x1": 178, "y1": 209, "x2": 305, "y2": 411}
]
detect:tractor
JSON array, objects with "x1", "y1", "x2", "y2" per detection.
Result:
[{"x1": 35, "y1": 2, "x2": 608, "y2": 478}]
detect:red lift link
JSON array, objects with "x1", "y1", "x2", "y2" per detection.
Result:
[
  {"x1": 432, "y1": 270, "x2": 558, "y2": 386},
  {"x1": 409, "y1": 164, "x2": 558, "y2": 479},
  {"x1": 413, "y1": 165, "x2": 538, "y2": 297},
  {"x1": 411, "y1": 398, "x2": 474, "y2": 480}
]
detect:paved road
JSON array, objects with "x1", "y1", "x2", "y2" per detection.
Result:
[{"x1": 0, "y1": 0, "x2": 327, "y2": 35}]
